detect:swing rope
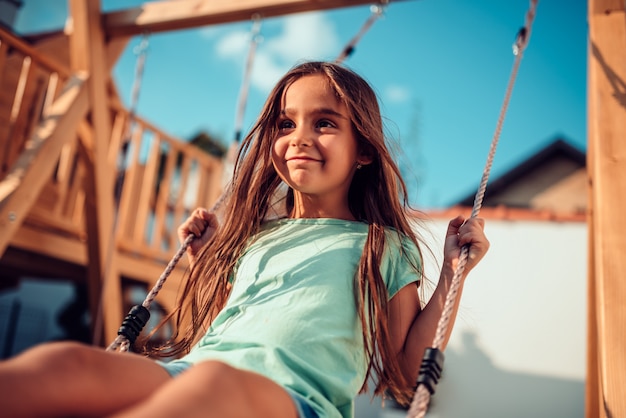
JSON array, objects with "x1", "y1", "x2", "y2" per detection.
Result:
[
  {"x1": 335, "y1": 1, "x2": 387, "y2": 64},
  {"x1": 107, "y1": 234, "x2": 194, "y2": 352},
  {"x1": 407, "y1": 1, "x2": 538, "y2": 417},
  {"x1": 108, "y1": 12, "x2": 539, "y2": 418},
  {"x1": 107, "y1": 18, "x2": 262, "y2": 352},
  {"x1": 233, "y1": 15, "x2": 262, "y2": 144}
]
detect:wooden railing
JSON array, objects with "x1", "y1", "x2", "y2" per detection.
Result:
[
  {"x1": 0, "y1": 27, "x2": 224, "y2": 287},
  {"x1": 0, "y1": 27, "x2": 71, "y2": 179},
  {"x1": 109, "y1": 105, "x2": 224, "y2": 263}
]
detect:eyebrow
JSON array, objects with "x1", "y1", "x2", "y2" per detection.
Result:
[{"x1": 280, "y1": 107, "x2": 348, "y2": 120}]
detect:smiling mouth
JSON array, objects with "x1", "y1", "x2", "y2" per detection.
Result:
[{"x1": 287, "y1": 157, "x2": 320, "y2": 163}]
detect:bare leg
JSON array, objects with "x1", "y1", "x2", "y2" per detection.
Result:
[
  {"x1": 0, "y1": 341, "x2": 171, "y2": 418},
  {"x1": 111, "y1": 360, "x2": 299, "y2": 418}
]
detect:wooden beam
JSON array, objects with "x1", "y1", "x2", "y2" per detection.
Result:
[
  {"x1": 104, "y1": 0, "x2": 405, "y2": 37},
  {"x1": 69, "y1": 0, "x2": 122, "y2": 346},
  {"x1": 4, "y1": 226, "x2": 87, "y2": 282},
  {"x1": 0, "y1": 75, "x2": 88, "y2": 256},
  {"x1": 586, "y1": 1, "x2": 626, "y2": 417},
  {"x1": 0, "y1": 26, "x2": 72, "y2": 77}
]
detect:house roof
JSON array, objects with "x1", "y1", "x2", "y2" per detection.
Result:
[{"x1": 453, "y1": 138, "x2": 586, "y2": 215}]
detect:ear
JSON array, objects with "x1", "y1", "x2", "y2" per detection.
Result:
[{"x1": 357, "y1": 149, "x2": 374, "y2": 166}]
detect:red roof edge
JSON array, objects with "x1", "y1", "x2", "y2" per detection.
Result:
[{"x1": 421, "y1": 205, "x2": 587, "y2": 223}]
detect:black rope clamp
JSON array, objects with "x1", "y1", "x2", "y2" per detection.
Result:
[
  {"x1": 416, "y1": 347, "x2": 445, "y2": 395},
  {"x1": 117, "y1": 305, "x2": 150, "y2": 344},
  {"x1": 342, "y1": 45, "x2": 355, "y2": 59}
]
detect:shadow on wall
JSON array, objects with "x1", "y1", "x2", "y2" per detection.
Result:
[{"x1": 356, "y1": 330, "x2": 584, "y2": 418}]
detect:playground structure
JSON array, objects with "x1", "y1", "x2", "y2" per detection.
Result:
[{"x1": 0, "y1": 1, "x2": 623, "y2": 416}]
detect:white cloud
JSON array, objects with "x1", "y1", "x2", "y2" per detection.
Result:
[
  {"x1": 198, "y1": 26, "x2": 222, "y2": 39},
  {"x1": 215, "y1": 30, "x2": 250, "y2": 60},
  {"x1": 384, "y1": 85, "x2": 411, "y2": 104},
  {"x1": 250, "y1": 52, "x2": 287, "y2": 92},
  {"x1": 210, "y1": 12, "x2": 341, "y2": 93},
  {"x1": 264, "y1": 12, "x2": 339, "y2": 62}
]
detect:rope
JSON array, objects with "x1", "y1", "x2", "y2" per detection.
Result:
[
  {"x1": 407, "y1": 1, "x2": 538, "y2": 417},
  {"x1": 108, "y1": 16, "x2": 263, "y2": 351},
  {"x1": 106, "y1": 3, "x2": 386, "y2": 354},
  {"x1": 107, "y1": 19, "x2": 263, "y2": 352},
  {"x1": 106, "y1": 234, "x2": 194, "y2": 352},
  {"x1": 105, "y1": 6, "x2": 538, "y2": 394},
  {"x1": 233, "y1": 16, "x2": 262, "y2": 144},
  {"x1": 335, "y1": 2, "x2": 387, "y2": 64}
]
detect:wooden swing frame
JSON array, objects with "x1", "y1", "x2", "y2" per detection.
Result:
[{"x1": 0, "y1": 0, "x2": 623, "y2": 416}]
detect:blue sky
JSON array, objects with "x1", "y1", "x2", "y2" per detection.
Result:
[{"x1": 15, "y1": 0, "x2": 587, "y2": 209}]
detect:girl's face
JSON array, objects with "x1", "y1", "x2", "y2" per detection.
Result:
[{"x1": 271, "y1": 74, "x2": 365, "y2": 217}]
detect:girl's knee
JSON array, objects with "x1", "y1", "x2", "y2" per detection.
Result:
[
  {"x1": 165, "y1": 361, "x2": 296, "y2": 417},
  {"x1": 183, "y1": 360, "x2": 258, "y2": 402},
  {"x1": 23, "y1": 341, "x2": 101, "y2": 375},
  {"x1": 189, "y1": 360, "x2": 241, "y2": 388}
]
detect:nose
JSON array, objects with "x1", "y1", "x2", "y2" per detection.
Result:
[{"x1": 289, "y1": 125, "x2": 314, "y2": 147}]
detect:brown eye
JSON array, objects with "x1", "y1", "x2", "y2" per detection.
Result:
[
  {"x1": 278, "y1": 119, "x2": 295, "y2": 130},
  {"x1": 317, "y1": 119, "x2": 335, "y2": 129}
]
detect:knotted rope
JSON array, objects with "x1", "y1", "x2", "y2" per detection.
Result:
[
  {"x1": 407, "y1": 1, "x2": 538, "y2": 417},
  {"x1": 106, "y1": 234, "x2": 194, "y2": 352},
  {"x1": 107, "y1": 18, "x2": 262, "y2": 352},
  {"x1": 107, "y1": 192, "x2": 222, "y2": 352}
]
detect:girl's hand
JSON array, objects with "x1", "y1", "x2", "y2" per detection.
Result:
[
  {"x1": 177, "y1": 207, "x2": 219, "y2": 265},
  {"x1": 443, "y1": 215, "x2": 490, "y2": 274}
]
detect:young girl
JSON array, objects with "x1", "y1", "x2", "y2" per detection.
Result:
[{"x1": 0, "y1": 61, "x2": 489, "y2": 418}]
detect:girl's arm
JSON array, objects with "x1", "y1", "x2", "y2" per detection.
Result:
[{"x1": 389, "y1": 216, "x2": 490, "y2": 383}]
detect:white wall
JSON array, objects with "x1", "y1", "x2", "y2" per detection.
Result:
[{"x1": 357, "y1": 218, "x2": 588, "y2": 418}]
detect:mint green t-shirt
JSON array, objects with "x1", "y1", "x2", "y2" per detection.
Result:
[{"x1": 162, "y1": 218, "x2": 421, "y2": 418}]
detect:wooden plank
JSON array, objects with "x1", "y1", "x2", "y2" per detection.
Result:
[
  {"x1": 0, "y1": 245, "x2": 86, "y2": 283},
  {"x1": 104, "y1": 0, "x2": 405, "y2": 37},
  {"x1": 207, "y1": 159, "x2": 224, "y2": 208},
  {"x1": 4, "y1": 56, "x2": 33, "y2": 169},
  {"x1": 108, "y1": 111, "x2": 127, "y2": 166},
  {"x1": 587, "y1": 1, "x2": 626, "y2": 417},
  {"x1": 1, "y1": 57, "x2": 32, "y2": 171},
  {"x1": 0, "y1": 38, "x2": 8, "y2": 80},
  {"x1": 65, "y1": 149, "x2": 86, "y2": 224},
  {"x1": 41, "y1": 72, "x2": 60, "y2": 116},
  {"x1": 69, "y1": 0, "x2": 122, "y2": 346},
  {"x1": 134, "y1": 133, "x2": 161, "y2": 244},
  {"x1": 194, "y1": 162, "x2": 209, "y2": 210},
  {"x1": 25, "y1": 67, "x2": 51, "y2": 147},
  {"x1": 54, "y1": 140, "x2": 77, "y2": 216},
  {"x1": 116, "y1": 124, "x2": 143, "y2": 241},
  {"x1": 173, "y1": 154, "x2": 192, "y2": 232},
  {"x1": 590, "y1": 0, "x2": 625, "y2": 14},
  {"x1": 117, "y1": 250, "x2": 186, "y2": 284},
  {"x1": 0, "y1": 75, "x2": 88, "y2": 256},
  {"x1": 151, "y1": 143, "x2": 177, "y2": 251},
  {"x1": 9, "y1": 223, "x2": 87, "y2": 266},
  {"x1": 0, "y1": 27, "x2": 71, "y2": 77}
]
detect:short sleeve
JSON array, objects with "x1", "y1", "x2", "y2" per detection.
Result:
[{"x1": 381, "y1": 232, "x2": 422, "y2": 299}]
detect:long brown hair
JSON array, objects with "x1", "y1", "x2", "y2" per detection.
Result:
[{"x1": 147, "y1": 61, "x2": 424, "y2": 406}]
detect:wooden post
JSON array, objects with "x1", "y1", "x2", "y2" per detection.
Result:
[
  {"x1": 586, "y1": 0, "x2": 626, "y2": 417},
  {"x1": 68, "y1": 0, "x2": 122, "y2": 346}
]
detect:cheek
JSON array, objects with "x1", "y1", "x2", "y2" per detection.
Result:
[
  {"x1": 271, "y1": 141, "x2": 287, "y2": 177},
  {"x1": 272, "y1": 136, "x2": 287, "y2": 156},
  {"x1": 271, "y1": 140, "x2": 282, "y2": 166}
]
